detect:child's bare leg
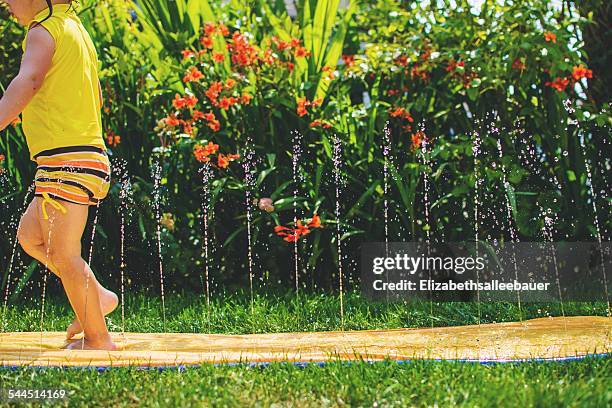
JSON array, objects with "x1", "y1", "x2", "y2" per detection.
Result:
[
  {"x1": 17, "y1": 198, "x2": 118, "y2": 338},
  {"x1": 38, "y1": 198, "x2": 116, "y2": 350}
]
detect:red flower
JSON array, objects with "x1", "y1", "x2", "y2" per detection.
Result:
[
  {"x1": 309, "y1": 120, "x2": 332, "y2": 129},
  {"x1": 512, "y1": 57, "x2": 526, "y2": 71},
  {"x1": 572, "y1": 64, "x2": 593, "y2": 81},
  {"x1": 213, "y1": 52, "x2": 225, "y2": 62},
  {"x1": 342, "y1": 54, "x2": 355, "y2": 68},
  {"x1": 181, "y1": 49, "x2": 195, "y2": 60},
  {"x1": 545, "y1": 76, "x2": 570, "y2": 92},
  {"x1": 395, "y1": 55, "x2": 409, "y2": 67},
  {"x1": 544, "y1": 31, "x2": 557, "y2": 44},
  {"x1": 389, "y1": 107, "x2": 414, "y2": 122},
  {"x1": 295, "y1": 46, "x2": 310, "y2": 58}
]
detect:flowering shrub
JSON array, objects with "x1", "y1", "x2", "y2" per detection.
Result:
[{"x1": 1, "y1": 0, "x2": 608, "y2": 294}]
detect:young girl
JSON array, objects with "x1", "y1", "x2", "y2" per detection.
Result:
[{"x1": 0, "y1": 0, "x2": 118, "y2": 350}]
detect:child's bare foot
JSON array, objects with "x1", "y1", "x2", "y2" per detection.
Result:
[
  {"x1": 66, "y1": 289, "x2": 119, "y2": 339},
  {"x1": 64, "y1": 337, "x2": 118, "y2": 351}
]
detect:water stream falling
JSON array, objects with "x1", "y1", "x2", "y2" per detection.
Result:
[
  {"x1": 291, "y1": 130, "x2": 303, "y2": 292},
  {"x1": 331, "y1": 134, "x2": 345, "y2": 328},
  {"x1": 199, "y1": 162, "x2": 213, "y2": 329},
  {"x1": 242, "y1": 135, "x2": 256, "y2": 316},
  {"x1": 495, "y1": 136, "x2": 523, "y2": 323},
  {"x1": 471, "y1": 126, "x2": 483, "y2": 325},
  {"x1": 416, "y1": 122, "x2": 434, "y2": 328},
  {"x1": 563, "y1": 99, "x2": 610, "y2": 316},
  {"x1": 1, "y1": 182, "x2": 35, "y2": 331},
  {"x1": 116, "y1": 158, "x2": 133, "y2": 337},
  {"x1": 382, "y1": 122, "x2": 392, "y2": 303},
  {"x1": 151, "y1": 154, "x2": 167, "y2": 332}
]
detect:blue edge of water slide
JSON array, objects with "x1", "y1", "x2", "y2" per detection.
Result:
[{"x1": 0, "y1": 353, "x2": 608, "y2": 372}]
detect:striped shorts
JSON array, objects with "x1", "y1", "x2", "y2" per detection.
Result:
[{"x1": 34, "y1": 145, "x2": 111, "y2": 207}]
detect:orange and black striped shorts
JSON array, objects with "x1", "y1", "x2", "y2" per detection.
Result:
[{"x1": 34, "y1": 145, "x2": 111, "y2": 207}]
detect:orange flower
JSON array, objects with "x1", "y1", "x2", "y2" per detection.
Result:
[
  {"x1": 172, "y1": 93, "x2": 186, "y2": 109},
  {"x1": 218, "y1": 23, "x2": 229, "y2": 37},
  {"x1": 217, "y1": 153, "x2": 229, "y2": 168},
  {"x1": 545, "y1": 76, "x2": 570, "y2": 92},
  {"x1": 389, "y1": 107, "x2": 414, "y2": 122},
  {"x1": 275, "y1": 214, "x2": 321, "y2": 243},
  {"x1": 572, "y1": 64, "x2": 593, "y2": 81},
  {"x1": 194, "y1": 144, "x2": 211, "y2": 163},
  {"x1": 212, "y1": 52, "x2": 225, "y2": 62},
  {"x1": 185, "y1": 94, "x2": 198, "y2": 108},
  {"x1": 219, "y1": 97, "x2": 232, "y2": 110},
  {"x1": 225, "y1": 78, "x2": 236, "y2": 89},
  {"x1": 105, "y1": 129, "x2": 121, "y2": 146},
  {"x1": 192, "y1": 110, "x2": 205, "y2": 121},
  {"x1": 307, "y1": 214, "x2": 322, "y2": 228},
  {"x1": 204, "y1": 23, "x2": 216, "y2": 35},
  {"x1": 204, "y1": 141, "x2": 219, "y2": 156},
  {"x1": 295, "y1": 46, "x2": 310, "y2": 58},
  {"x1": 0, "y1": 153, "x2": 6, "y2": 162},
  {"x1": 241, "y1": 93, "x2": 252, "y2": 105},
  {"x1": 183, "y1": 66, "x2": 204, "y2": 83},
  {"x1": 297, "y1": 97, "x2": 310, "y2": 117},
  {"x1": 309, "y1": 120, "x2": 332, "y2": 129},
  {"x1": 200, "y1": 35, "x2": 214, "y2": 49},
  {"x1": 544, "y1": 31, "x2": 556, "y2": 43},
  {"x1": 295, "y1": 220, "x2": 311, "y2": 236},
  {"x1": 411, "y1": 131, "x2": 427, "y2": 150},
  {"x1": 164, "y1": 114, "x2": 181, "y2": 127},
  {"x1": 204, "y1": 111, "x2": 216, "y2": 122},
  {"x1": 205, "y1": 81, "x2": 223, "y2": 104},
  {"x1": 207, "y1": 119, "x2": 220, "y2": 132}
]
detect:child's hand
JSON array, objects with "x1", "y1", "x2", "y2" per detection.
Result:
[{"x1": 0, "y1": 25, "x2": 54, "y2": 130}]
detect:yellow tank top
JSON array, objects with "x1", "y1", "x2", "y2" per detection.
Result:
[{"x1": 21, "y1": 3, "x2": 106, "y2": 162}]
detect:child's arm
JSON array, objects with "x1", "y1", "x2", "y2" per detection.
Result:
[{"x1": 0, "y1": 26, "x2": 54, "y2": 131}]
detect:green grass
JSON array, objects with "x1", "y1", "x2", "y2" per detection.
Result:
[
  {"x1": 1, "y1": 289, "x2": 608, "y2": 333},
  {"x1": 0, "y1": 291, "x2": 610, "y2": 407}
]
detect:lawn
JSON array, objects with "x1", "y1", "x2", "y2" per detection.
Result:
[{"x1": 0, "y1": 291, "x2": 609, "y2": 407}]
